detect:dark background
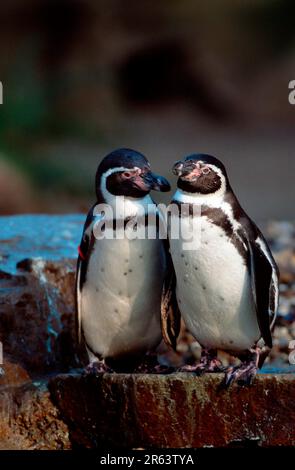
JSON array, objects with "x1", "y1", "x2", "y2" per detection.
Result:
[{"x1": 0, "y1": 0, "x2": 294, "y2": 220}]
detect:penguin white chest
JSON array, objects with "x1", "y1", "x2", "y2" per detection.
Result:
[
  {"x1": 170, "y1": 216, "x2": 260, "y2": 351},
  {"x1": 81, "y1": 235, "x2": 165, "y2": 359}
]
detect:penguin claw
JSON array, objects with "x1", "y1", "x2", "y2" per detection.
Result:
[
  {"x1": 222, "y1": 367, "x2": 236, "y2": 388},
  {"x1": 179, "y1": 346, "x2": 223, "y2": 375},
  {"x1": 178, "y1": 364, "x2": 204, "y2": 374},
  {"x1": 178, "y1": 360, "x2": 224, "y2": 375},
  {"x1": 83, "y1": 361, "x2": 112, "y2": 376},
  {"x1": 222, "y1": 363, "x2": 257, "y2": 388}
]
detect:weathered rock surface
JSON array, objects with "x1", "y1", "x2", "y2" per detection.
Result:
[
  {"x1": 0, "y1": 360, "x2": 31, "y2": 388},
  {"x1": 0, "y1": 260, "x2": 81, "y2": 374},
  {"x1": 0, "y1": 216, "x2": 82, "y2": 449},
  {"x1": 49, "y1": 372, "x2": 295, "y2": 448},
  {"x1": 0, "y1": 215, "x2": 86, "y2": 375},
  {"x1": 0, "y1": 381, "x2": 70, "y2": 450}
]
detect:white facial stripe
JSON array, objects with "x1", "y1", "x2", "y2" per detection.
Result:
[
  {"x1": 100, "y1": 166, "x2": 147, "y2": 201},
  {"x1": 99, "y1": 166, "x2": 155, "y2": 217},
  {"x1": 207, "y1": 164, "x2": 226, "y2": 194},
  {"x1": 174, "y1": 164, "x2": 227, "y2": 204},
  {"x1": 100, "y1": 166, "x2": 132, "y2": 204},
  {"x1": 101, "y1": 165, "x2": 135, "y2": 183}
]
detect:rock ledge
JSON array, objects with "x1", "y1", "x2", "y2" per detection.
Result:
[{"x1": 49, "y1": 372, "x2": 295, "y2": 448}]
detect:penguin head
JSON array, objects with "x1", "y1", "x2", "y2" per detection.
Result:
[
  {"x1": 96, "y1": 148, "x2": 170, "y2": 200},
  {"x1": 173, "y1": 153, "x2": 228, "y2": 195}
]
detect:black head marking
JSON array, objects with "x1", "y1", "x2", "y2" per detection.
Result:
[
  {"x1": 96, "y1": 148, "x2": 149, "y2": 178},
  {"x1": 184, "y1": 154, "x2": 227, "y2": 174},
  {"x1": 96, "y1": 148, "x2": 149, "y2": 199},
  {"x1": 105, "y1": 171, "x2": 146, "y2": 198},
  {"x1": 178, "y1": 171, "x2": 222, "y2": 194},
  {"x1": 173, "y1": 153, "x2": 228, "y2": 195},
  {"x1": 96, "y1": 148, "x2": 170, "y2": 200}
]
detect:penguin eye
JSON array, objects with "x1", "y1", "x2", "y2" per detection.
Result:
[
  {"x1": 202, "y1": 167, "x2": 211, "y2": 175},
  {"x1": 123, "y1": 171, "x2": 132, "y2": 178}
]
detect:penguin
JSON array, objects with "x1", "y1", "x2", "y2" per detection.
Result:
[
  {"x1": 164, "y1": 153, "x2": 279, "y2": 385},
  {"x1": 76, "y1": 148, "x2": 179, "y2": 373}
]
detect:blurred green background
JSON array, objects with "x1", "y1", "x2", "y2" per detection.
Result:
[{"x1": 0, "y1": 0, "x2": 294, "y2": 219}]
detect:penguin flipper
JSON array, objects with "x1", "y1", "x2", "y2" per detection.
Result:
[
  {"x1": 75, "y1": 204, "x2": 104, "y2": 344},
  {"x1": 247, "y1": 234, "x2": 279, "y2": 349},
  {"x1": 161, "y1": 249, "x2": 181, "y2": 351},
  {"x1": 76, "y1": 257, "x2": 83, "y2": 345}
]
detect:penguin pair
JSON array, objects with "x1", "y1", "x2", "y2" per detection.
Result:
[{"x1": 76, "y1": 149, "x2": 279, "y2": 385}]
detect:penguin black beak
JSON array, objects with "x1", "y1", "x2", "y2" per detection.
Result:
[
  {"x1": 173, "y1": 160, "x2": 199, "y2": 178},
  {"x1": 141, "y1": 171, "x2": 171, "y2": 192},
  {"x1": 172, "y1": 160, "x2": 184, "y2": 176}
]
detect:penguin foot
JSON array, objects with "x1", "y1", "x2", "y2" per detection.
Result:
[
  {"x1": 223, "y1": 348, "x2": 260, "y2": 387},
  {"x1": 223, "y1": 363, "x2": 257, "y2": 387},
  {"x1": 84, "y1": 361, "x2": 112, "y2": 376},
  {"x1": 179, "y1": 349, "x2": 224, "y2": 376},
  {"x1": 179, "y1": 360, "x2": 224, "y2": 376}
]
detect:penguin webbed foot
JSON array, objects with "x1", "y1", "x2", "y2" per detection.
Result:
[
  {"x1": 179, "y1": 349, "x2": 225, "y2": 376},
  {"x1": 222, "y1": 348, "x2": 260, "y2": 387},
  {"x1": 84, "y1": 360, "x2": 112, "y2": 376},
  {"x1": 223, "y1": 363, "x2": 257, "y2": 387}
]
